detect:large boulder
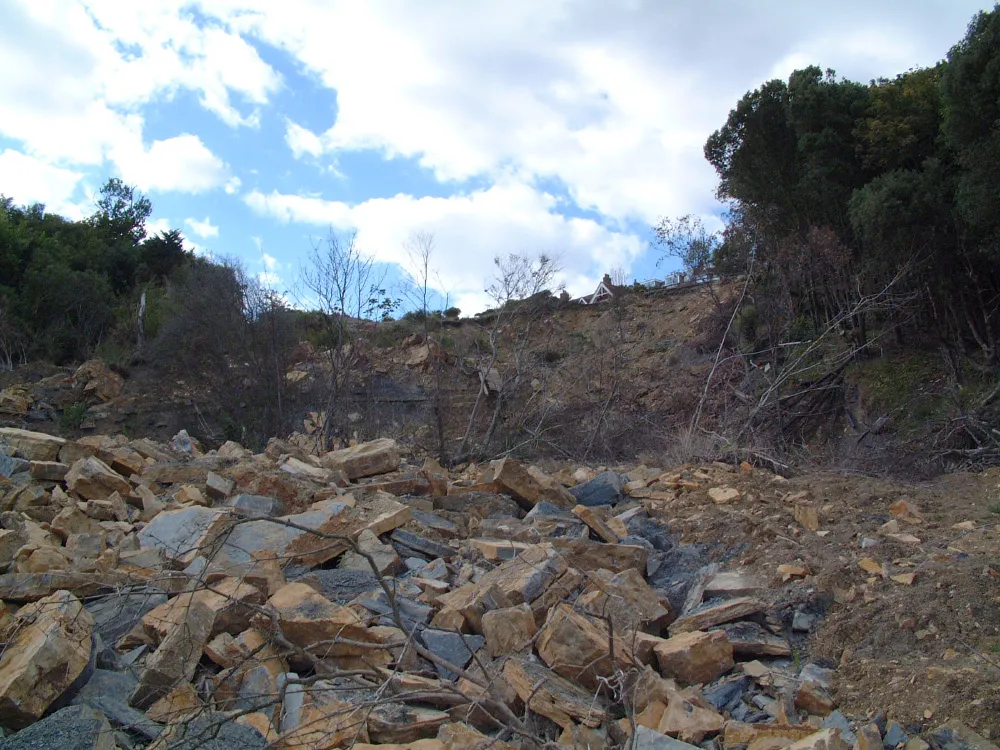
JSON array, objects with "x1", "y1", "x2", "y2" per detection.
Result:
[
  {"x1": 138, "y1": 506, "x2": 234, "y2": 567},
  {"x1": 0, "y1": 428, "x2": 66, "y2": 462},
  {"x1": 65, "y1": 457, "x2": 131, "y2": 501},
  {"x1": 321, "y1": 438, "x2": 401, "y2": 479},
  {"x1": 0, "y1": 590, "x2": 94, "y2": 729},
  {"x1": 484, "y1": 458, "x2": 575, "y2": 511}
]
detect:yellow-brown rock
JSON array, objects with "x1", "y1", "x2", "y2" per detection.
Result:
[
  {"x1": 0, "y1": 428, "x2": 66, "y2": 461},
  {"x1": 321, "y1": 438, "x2": 401, "y2": 479},
  {"x1": 65, "y1": 456, "x2": 131, "y2": 501},
  {"x1": 258, "y1": 582, "x2": 378, "y2": 658},
  {"x1": 577, "y1": 567, "x2": 674, "y2": 634},
  {"x1": 536, "y1": 602, "x2": 637, "y2": 690},
  {"x1": 481, "y1": 603, "x2": 537, "y2": 656},
  {"x1": 654, "y1": 630, "x2": 734, "y2": 685},
  {"x1": 0, "y1": 589, "x2": 94, "y2": 728},
  {"x1": 484, "y1": 458, "x2": 575, "y2": 510}
]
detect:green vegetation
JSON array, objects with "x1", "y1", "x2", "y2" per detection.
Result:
[
  {"x1": 59, "y1": 402, "x2": 88, "y2": 431},
  {"x1": 0, "y1": 179, "x2": 192, "y2": 365},
  {"x1": 662, "y1": 5, "x2": 1000, "y2": 372},
  {"x1": 653, "y1": 5, "x2": 1000, "y2": 451}
]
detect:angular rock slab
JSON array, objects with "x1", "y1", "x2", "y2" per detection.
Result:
[
  {"x1": 138, "y1": 506, "x2": 234, "y2": 567},
  {"x1": 0, "y1": 589, "x2": 94, "y2": 729},
  {"x1": 0, "y1": 428, "x2": 66, "y2": 462},
  {"x1": 322, "y1": 438, "x2": 401, "y2": 479}
]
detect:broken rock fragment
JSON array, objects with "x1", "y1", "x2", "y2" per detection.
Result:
[
  {"x1": 65, "y1": 456, "x2": 131, "y2": 501},
  {"x1": 322, "y1": 438, "x2": 401, "y2": 479},
  {"x1": 0, "y1": 589, "x2": 94, "y2": 728},
  {"x1": 654, "y1": 629, "x2": 734, "y2": 685}
]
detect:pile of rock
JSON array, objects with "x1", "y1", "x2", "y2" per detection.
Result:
[{"x1": 0, "y1": 427, "x2": 993, "y2": 750}]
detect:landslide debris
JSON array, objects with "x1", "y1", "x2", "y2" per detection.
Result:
[{"x1": 0, "y1": 429, "x2": 997, "y2": 749}]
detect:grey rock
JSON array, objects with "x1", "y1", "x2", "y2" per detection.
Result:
[
  {"x1": 648, "y1": 543, "x2": 709, "y2": 613},
  {"x1": 0, "y1": 454, "x2": 29, "y2": 479},
  {"x1": 633, "y1": 726, "x2": 701, "y2": 750},
  {"x1": 214, "y1": 502, "x2": 350, "y2": 566},
  {"x1": 703, "y1": 675, "x2": 751, "y2": 712},
  {"x1": 799, "y1": 663, "x2": 835, "y2": 689},
  {"x1": 71, "y1": 670, "x2": 160, "y2": 741},
  {"x1": 525, "y1": 502, "x2": 575, "y2": 520},
  {"x1": 414, "y1": 558, "x2": 449, "y2": 580},
  {"x1": 860, "y1": 537, "x2": 880, "y2": 549},
  {"x1": 823, "y1": 711, "x2": 858, "y2": 748},
  {"x1": 569, "y1": 471, "x2": 624, "y2": 506},
  {"x1": 433, "y1": 492, "x2": 522, "y2": 519},
  {"x1": 404, "y1": 557, "x2": 427, "y2": 571},
  {"x1": 627, "y1": 516, "x2": 674, "y2": 551},
  {"x1": 138, "y1": 506, "x2": 227, "y2": 563},
  {"x1": 391, "y1": 530, "x2": 453, "y2": 560},
  {"x1": 0, "y1": 705, "x2": 114, "y2": 749},
  {"x1": 277, "y1": 673, "x2": 304, "y2": 735},
  {"x1": 358, "y1": 592, "x2": 433, "y2": 630},
  {"x1": 927, "y1": 723, "x2": 996, "y2": 750},
  {"x1": 85, "y1": 586, "x2": 169, "y2": 647},
  {"x1": 410, "y1": 509, "x2": 459, "y2": 537},
  {"x1": 297, "y1": 569, "x2": 381, "y2": 603},
  {"x1": 152, "y1": 713, "x2": 266, "y2": 749},
  {"x1": 227, "y1": 494, "x2": 284, "y2": 518},
  {"x1": 884, "y1": 722, "x2": 909, "y2": 749},
  {"x1": 419, "y1": 629, "x2": 485, "y2": 680},
  {"x1": 792, "y1": 611, "x2": 819, "y2": 632}
]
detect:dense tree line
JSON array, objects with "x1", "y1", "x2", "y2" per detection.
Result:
[
  {"x1": 0, "y1": 179, "x2": 191, "y2": 366},
  {"x1": 672, "y1": 5, "x2": 1000, "y2": 376}
]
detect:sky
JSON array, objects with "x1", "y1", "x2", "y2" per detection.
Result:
[{"x1": 0, "y1": 1, "x2": 992, "y2": 315}]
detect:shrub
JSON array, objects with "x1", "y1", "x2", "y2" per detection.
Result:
[{"x1": 60, "y1": 402, "x2": 88, "y2": 431}]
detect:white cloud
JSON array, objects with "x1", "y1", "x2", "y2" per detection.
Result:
[
  {"x1": 261, "y1": 252, "x2": 280, "y2": 271},
  {"x1": 0, "y1": 1, "x2": 274, "y2": 207},
  {"x1": 212, "y1": 0, "x2": 985, "y2": 226},
  {"x1": 114, "y1": 134, "x2": 229, "y2": 193},
  {"x1": 146, "y1": 217, "x2": 173, "y2": 236},
  {"x1": 258, "y1": 271, "x2": 281, "y2": 287},
  {"x1": 224, "y1": 176, "x2": 242, "y2": 195},
  {"x1": 185, "y1": 216, "x2": 220, "y2": 238},
  {"x1": 0, "y1": 149, "x2": 86, "y2": 218},
  {"x1": 285, "y1": 120, "x2": 324, "y2": 159},
  {"x1": 245, "y1": 178, "x2": 646, "y2": 314}
]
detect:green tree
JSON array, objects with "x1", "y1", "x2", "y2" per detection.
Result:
[{"x1": 90, "y1": 178, "x2": 152, "y2": 246}]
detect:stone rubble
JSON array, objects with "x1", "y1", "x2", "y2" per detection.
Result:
[{"x1": 0, "y1": 428, "x2": 994, "y2": 749}]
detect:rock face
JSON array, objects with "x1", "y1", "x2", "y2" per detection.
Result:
[
  {"x1": 322, "y1": 438, "x2": 401, "y2": 479},
  {"x1": 0, "y1": 589, "x2": 94, "y2": 729}
]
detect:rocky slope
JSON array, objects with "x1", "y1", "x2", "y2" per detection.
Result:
[{"x1": 0, "y1": 426, "x2": 997, "y2": 749}]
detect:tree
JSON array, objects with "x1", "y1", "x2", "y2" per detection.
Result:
[
  {"x1": 459, "y1": 253, "x2": 561, "y2": 458},
  {"x1": 140, "y1": 229, "x2": 189, "y2": 282},
  {"x1": 299, "y1": 230, "x2": 394, "y2": 447},
  {"x1": 942, "y1": 6, "x2": 1000, "y2": 257},
  {"x1": 401, "y1": 230, "x2": 450, "y2": 461},
  {"x1": 90, "y1": 178, "x2": 152, "y2": 246},
  {"x1": 653, "y1": 214, "x2": 720, "y2": 275}
]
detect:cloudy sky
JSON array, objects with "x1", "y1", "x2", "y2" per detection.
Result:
[{"x1": 0, "y1": 1, "x2": 990, "y2": 314}]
